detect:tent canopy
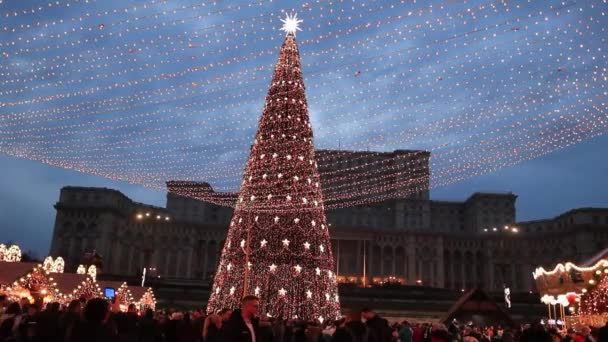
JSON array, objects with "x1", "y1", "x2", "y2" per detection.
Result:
[{"x1": 440, "y1": 288, "x2": 515, "y2": 327}]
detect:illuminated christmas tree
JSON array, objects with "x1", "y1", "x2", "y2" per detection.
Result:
[{"x1": 206, "y1": 14, "x2": 340, "y2": 322}]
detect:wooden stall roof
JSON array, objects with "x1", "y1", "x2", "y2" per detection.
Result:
[{"x1": 0, "y1": 261, "x2": 38, "y2": 285}]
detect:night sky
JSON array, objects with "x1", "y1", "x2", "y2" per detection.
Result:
[{"x1": 0, "y1": 0, "x2": 607, "y2": 256}]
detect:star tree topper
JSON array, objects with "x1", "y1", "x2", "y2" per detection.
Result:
[{"x1": 280, "y1": 13, "x2": 303, "y2": 36}]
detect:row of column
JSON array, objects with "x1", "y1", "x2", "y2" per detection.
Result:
[
  {"x1": 333, "y1": 238, "x2": 445, "y2": 288},
  {"x1": 105, "y1": 240, "x2": 223, "y2": 280}
]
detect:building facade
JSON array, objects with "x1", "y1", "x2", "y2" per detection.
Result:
[{"x1": 49, "y1": 151, "x2": 608, "y2": 294}]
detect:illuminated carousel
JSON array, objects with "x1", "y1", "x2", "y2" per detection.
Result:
[{"x1": 533, "y1": 249, "x2": 608, "y2": 327}]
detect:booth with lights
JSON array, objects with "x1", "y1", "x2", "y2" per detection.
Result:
[
  {"x1": 0, "y1": 246, "x2": 155, "y2": 310},
  {"x1": 533, "y1": 250, "x2": 608, "y2": 327}
]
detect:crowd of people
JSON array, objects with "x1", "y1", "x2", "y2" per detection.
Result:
[{"x1": 2, "y1": 294, "x2": 608, "y2": 342}]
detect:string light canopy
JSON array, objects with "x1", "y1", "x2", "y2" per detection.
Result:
[
  {"x1": 0, "y1": 1, "x2": 606, "y2": 208},
  {"x1": 206, "y1": 14, "x2": 340, "y2": 322}
]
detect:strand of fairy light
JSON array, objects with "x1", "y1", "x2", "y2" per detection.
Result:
[
  {"x1": 1, "y1": 0, "x2": 272, "y2": 35},
  {"x1": 71, "y1": 81, "x2": 571, "y2": 183},
  {"x1": 0, "y1": 0, "x2": 398, "y2": 75},
  {"x1": 3, "y1": 0, "x2": 588, "y2": 103},
  {"x1": 151, "y1": 93, "x2": 608, "y2": 206},
  {"x1": 5, "y1": 0, "x2": 486, "y2": 95},
  {"x1": 0, "y1": 0, "x2": 277, "y2": 53},
  {"x1": 1, "y1": 4, "x2": 604, "y2": 199},
  {"x1": 8, "y1": 90, "x2": 604, "y2": 206},
  {"x1": 0, "y1": 0, "x2": 540, "y2": 104},
  {"x1": 0, "y1": 0, "x2": 576, "y2": 124},
  {"x1": 0, "y1": 0, "x2": 600, "y2": 99},
  {"x1": 230, "y1": 94, "x2": 608, "y2": 204},
  {"x1": 326, "y1": 103, "x2": 608, "y2": 208},
  {"x1": 1, "y1": 0, "x2": 97, "y2": 20},
  {"x1": 0, "y1": 5, "x2": 468, "y2": 107},
  {"x1": 1, "y1": 0, "x2": 592, "y2": 149},
  {"x1": 4, "y1": 64, "x2": 596, "y2": 188},
  {"x1": 2, "y1": 10, "x2": 588, "y2": 147},
  {"x1": 9, "y1": 34, "x2": 596, "y2": 179},
  {"x1": 15, "y1": 93, "x2": 601, "y2": 212},
  {"x1": 3, "y1": 67, "x2": 600, "y2": 192}
]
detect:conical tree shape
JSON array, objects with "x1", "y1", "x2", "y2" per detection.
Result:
[{"x1": 206, "y1": 33, "x2": 341, "y2": 321}]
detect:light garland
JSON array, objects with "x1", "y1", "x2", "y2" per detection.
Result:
[
  {"x1": 71, "y1": 276, "x2": 102, "y2": 299},
  {"x1": 0, "y1": 244, "x2": 22, "y2": 262},
  {"x1": 87, "y1": 265, "x2": 97, "y2": 281},
  {"x1": 42, "y1": 256, "x2": 66, "y2": 273},
  {"x1": 76, "y1": 264, "x2": 86, "y2": 274},
  {"x1": 0, "y1": 0, "x2": 605, "y2": 210},
  {"x1": 10, "y1": 265, "x2": 58, "y2": 304}
]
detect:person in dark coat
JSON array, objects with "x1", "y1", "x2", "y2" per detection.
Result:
[
  {"x1": 59, "y1": 300, "x2": 81, "y2": 340},
  {"x1": 361, "y1": 308, "x2": 389, "y2": 342},
  {"x1": 138, "y1": 308, "x2": 162, "y2": 342},
  {"x1": 334, "y1": 312, "x2": 374, "y2": 342},
  {"x1": 176, "y1": 313, "x2": 197, "y2": 342},
  {"x1": 220, "y1": 295, "x2": 260, "y2": 342},
  {"x1": 36, "y1": 302, "x2": 62, "y2": 342},
  {"x1": 203, "y1": 314, "x2": 222, "y2": 342},
  {"x1": 518, "y1": 323, "x2": 551, "y2": 342},
  {"x1": 598, "y1": 322, "x2": 608, "y2": 342},
  {"x1": 66, "y1": 298, "x2": 119, "y2": 342}
]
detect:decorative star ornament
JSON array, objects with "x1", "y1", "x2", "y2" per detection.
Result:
[
  {"x1": 269, "y1": 264, "x2": 277, "y2": 272},
  {"x1": 229, "y1": 286, "x2": 236, "y2": 295},
  {"x1": 294, "y1": 265, "x2": 302, "y2": 273},
  {"x1": 254, "y1": 287, "x2": 261, "y2": 296},
  {"x1": 306, "y1": 290, "x2": 313, "y2": 298},
  {"x1": 315, "y1": 267, "x2": 321, "y2": 276},
  {"x1": 303, "y1": 242, "x2": 311, "y2": 250},
  {"x1": 260, "y1": 239, "x2": 268, "y2": 248},
  {"x1": 282, "y1": 238, "x2": 290, "y2": 247},
  {"x1": 278, "y1": 288, "x2": 287, "y2": 296},
  {"x1": 280, "y1": 13, "x2": 303, "y2": 36}
]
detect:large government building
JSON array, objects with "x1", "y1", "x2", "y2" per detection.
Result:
[{"x1": 49, "y1": 149, "x2": 608, "y2": 296}]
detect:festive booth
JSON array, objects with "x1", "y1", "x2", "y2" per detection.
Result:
[
  {"x1": 0, "y1": 244, "x2": 22, "y2": 262},
  {"x1": 440, "y1": 288, "x2": 515, "y2": 327},
  {"x1": 98, "y1": 281, "x2": 134, "y2": 308},
  {"x1": 0, "y1": 262, "x2": 58, "y2": 304},
  {"x1": 129, "y1": 286, "x2": 156, "y2": 311},
  {"x1": 71, "y1": 276, "x2": 103, "y2": 300},
  {"x1": 533, "y1": 249, "x2": 608, "y2": 326}
]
